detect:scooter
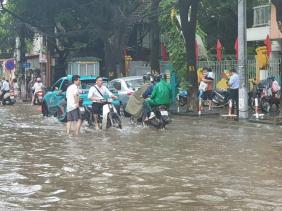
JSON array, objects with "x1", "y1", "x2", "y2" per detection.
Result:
[
  {"x1": 176, "y1": 89, "x2": 188, "y2": 106},
  {"x1": 211, "y1": 89, "x2": 230, "y2": 107},
  {"x1": 84, "y1": 98, "x2": 122, "y2": 130},
  {"x1": 1, "y1": 90, "x2": 16, "y2": 105},
  {"x1": 130, "y1": 105, "x2": 170, "y2": 129},
  {"x1": 34, "y1": 91, "x2": 44, "y2": 105}
]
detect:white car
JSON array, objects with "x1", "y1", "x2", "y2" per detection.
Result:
[{"x1": 107, "y1": 76, "x2": 144, "y2": 106}]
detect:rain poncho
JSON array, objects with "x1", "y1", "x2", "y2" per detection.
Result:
[
  {"x1": 146, "y1": 80, "x2": 172, "y2": 106},
  {"x1": 125, "y1": 83, "x2": 149, "y2": 119}
]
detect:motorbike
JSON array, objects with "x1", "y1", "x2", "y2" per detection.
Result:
[
  {"x1": 34, "y1": 90, "x2": 44, "y2": 105},
  {"x1": 249, "y1": 78, "x2": 280, "y2": 113},
  {"x1": 130, "y1": 105, "x2": 170, "y2": 129},
  {"x1": 176, "y1": 89, "x2": 188, "y2": 106},
  {"x1": 1, "y1": 90, "x2": 16, "y2": 105},
  {"x1": 211, "y1": 89, "x2": 230, "y2": 107},
  {"x1": 83, "y1": 98, "x2": 122, "y2": 130}
]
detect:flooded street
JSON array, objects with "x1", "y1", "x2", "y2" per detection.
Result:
[{"x1": 0, "y1": 104, "x2": 282, "y2": 210}]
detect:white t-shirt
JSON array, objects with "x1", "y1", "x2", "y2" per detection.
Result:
[
  {"x1": 1, "y1": 80, "x2": 10, "y2": 91},
  {"x1": 32, "y1": 82, "x2": 44, "y2": 93},
  {"x1": 88, "y1": 85, "x2": 114, "y2": 102},
  {"x1": 66, "y1": 84, "x2": 80, "y2": 112}
]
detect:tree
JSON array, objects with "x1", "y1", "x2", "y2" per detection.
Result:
[
  {"x1": 150, "y1": 0, "x2": 161, "y2": 73},
  {"x1": 178, "y1": 0, "x2": 199, "y2": 111},
  {"x1": 1, "y1": 0, "x2": 141, "y2": 81}
]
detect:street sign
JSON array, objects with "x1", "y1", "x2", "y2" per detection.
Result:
[
  {"x1": 22, "y1": 63, "x2": 31, "y2": 69},
  {"x1": 5, "y1": 59, "x2": 15, "y2": 72}
]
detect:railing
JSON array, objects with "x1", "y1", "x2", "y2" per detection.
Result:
[
  {"x1": 198, "y1": 59, "x2": 282, "y2": 90},
  {"x1": 253, "y1": 4, "x2": 270, "y2": 27}
]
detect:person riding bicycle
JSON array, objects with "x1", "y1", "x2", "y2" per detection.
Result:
[
  {"x1": 144, "y1": 74, "x2": 172, "y2": 120},
  {"x1": 88, "y1": 76, "x2": 117, "y2": 130}
]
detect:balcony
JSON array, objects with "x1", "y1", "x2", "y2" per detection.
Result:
[{"x1": 253, "y1": 4, "x2": 270, "y2": 27}]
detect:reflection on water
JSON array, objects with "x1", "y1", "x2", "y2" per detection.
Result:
[{"x1": 0, "y1": 104, "x2": 282, "y2": 210}]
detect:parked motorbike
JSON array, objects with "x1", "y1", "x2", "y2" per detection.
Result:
[
  {"x1": 176, "y1": 89, "x2": 188, "y2": 106},
  {"x1": 249, "y1": 77, "x2": 280, "y2": 113},
  {"x1": 211, "y1": 89, "x2": 230, "y2": 107},
  {"x1": 34, "y1": 91, "x2": 44, "y2": 105},
  {"x1": 1, "y1": 91, "x2": 16, "y2": 105}
]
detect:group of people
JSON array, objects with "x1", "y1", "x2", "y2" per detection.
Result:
[
  {"x1": 65, "y1": 75, "x2": 118, "y2": 135},
  {"x1": 65, "y1": 73, "x2": 172, "y2": 135},
  {"x1": 126, "y1": 73, "x2": 172, "y2": 121},
  {"x1": 198, "y1": 67, "x2": 240, "y2": 116},
  {"x1": 0, "y1": 77, "x2": 19, "y2": 105}
]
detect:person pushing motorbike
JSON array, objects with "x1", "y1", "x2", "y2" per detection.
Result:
[{"x1": 88, "y1": 76, "x2": 117, "y2": 130}]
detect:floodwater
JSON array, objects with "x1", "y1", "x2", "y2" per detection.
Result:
[{"x1": 0, "y1": 104, "x2": 282, "y2": 210}]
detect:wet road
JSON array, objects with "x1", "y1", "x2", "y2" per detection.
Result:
[{"x1": 0, "y1": 104, "x2": 282, "y2": 210}]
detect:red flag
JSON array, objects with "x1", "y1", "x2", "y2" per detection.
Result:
[
  {"x1": 234, "y1": 37, "x2": 238, "y2": 61},
  {"x1": 195, "y1": 40, "x2": 199, "y2": 63},
  {"x1": 216, "y1": 39, "x2": 223, "y2": 61},
  {"x1": 264, "y1": 35, "x2": 272, "y2": 57},
  {"x1": 161, "y1": 43, "x2": 168, "y2": 61}
]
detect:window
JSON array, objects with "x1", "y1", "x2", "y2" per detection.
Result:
[
  {"x1": 61, "y1": 80, "x2": 71, "y2": 92},
  {"x1": 52, "y1": 79, "x2": 63, "y2": 91},
  {"x1": 126, "y1": 79, "x2": 144, "y2": 89},
  {"x1": 113, "y1": 81, "x2": 122, "y2": 90},
  {"x1": 80, "y1": 64, "x2": 87, "y2": 76},
  {"x1": 253, "y1": 4, "x2": 270, "y2": 27}
]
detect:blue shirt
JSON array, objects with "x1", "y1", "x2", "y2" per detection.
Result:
[{"x1": 229, "y1": 73, "x2": 240, "y2": 89}]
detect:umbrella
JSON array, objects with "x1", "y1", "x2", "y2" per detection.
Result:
[
  {"x1": 264, "y1": 35, "x2": 272, "y2": 58},
  {"x1": 234, "y1": 37, "x2": 238, "y2": 61},
  {"x1": 216, "y1": 39, "x2": 223, "y2": 61}
]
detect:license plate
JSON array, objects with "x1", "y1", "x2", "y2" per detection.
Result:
[
  {"x1": 10, "y1": 96, "x2": 15, "y2": 99},
  {"x1": 79, "y1": 107, "x2": 85, "y2": 112},
  {"x1": 160, "y1": 110, "x2": 168, "y2": 116},
  {"x1": 38, "y1": 96, "x2": 43, "y2": 99}
]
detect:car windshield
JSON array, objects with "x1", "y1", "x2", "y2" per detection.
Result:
[{"x1": 125, "y1": 79, "x2": 144, "y2": 89}]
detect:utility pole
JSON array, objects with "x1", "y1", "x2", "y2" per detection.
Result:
[{"x1": 238, "y1": 0, "x2": 249, "y2": 119}]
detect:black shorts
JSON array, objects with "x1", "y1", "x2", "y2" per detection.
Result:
[
  {"x1": 67, "y1": 108, "x2": 81, "y2": 121},
  {"x1": 92, "y1": 102, "x2": 103, "y2": 115},
  {"x1": 201, "y1": 90, "x2": 214, "y2": 100}
]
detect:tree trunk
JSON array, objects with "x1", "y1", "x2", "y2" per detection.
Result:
[
  {"x1": 150, "y1": 0, "x2": 160, "y2": 74},
  {"x1": 53, "y1": 50, "x2": 67, "y2": 82},
  {"x1": 104, "y1": 35, "x2": 122, "y2": 79},
  {"x1": 178, "y1": 0, "x2": 199, "y2": 111}
]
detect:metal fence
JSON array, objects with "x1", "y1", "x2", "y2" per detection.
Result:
[{"x1": 198, "y1": 59, "x2": 282, "y2": 89}]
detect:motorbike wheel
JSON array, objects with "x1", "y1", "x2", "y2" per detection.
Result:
[
  {"x1": 108, "y1": 112, "x2": 122, "y2": 129},
  {"x1": 248, "y1": 95, "x2": 256, "y2": 110},
  {"x1": 57, "y1": 106, "x2": 67, "y2": 122},
  {"x1": 261, "y1": 99, "x2": 271, "y2": 113},
  {"x1": 178, "y1": 97, "x2": 187, "y2": 106}
]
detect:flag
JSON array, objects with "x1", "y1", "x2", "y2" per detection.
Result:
[
  {"x1": 264, "y1": 35, "x2": 272, "y2": 58},
  {"x1": 161, "y1": 43, "x2": 168, "y2": 61},
  {"x1": 216, "y1": 39, "x2": 223, "y2": 61},
  {"x1": 234, "y1": 37, "x2": 238, "y2": 61}
]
